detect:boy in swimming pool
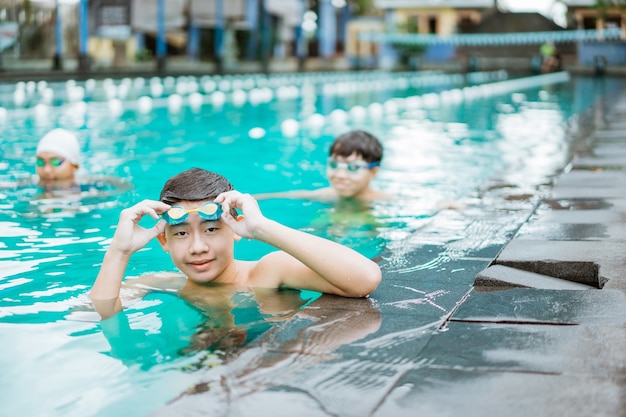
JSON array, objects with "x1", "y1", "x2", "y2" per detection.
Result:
[
  {"x1": 89, "y1": 167, "x2": 382, "y2": 319},
  {"x1": 255, "y1": 130, "x2": 464, "y2": 213},
  {"x1": 35, "y1": 128, "x2": 81, "y2": 186},
  {"x1": 31, "y1": 128, "x2": 132, "y2": 201},
  {"x1": 255, "y1": 130, "x2": 391, "y2": 203}
]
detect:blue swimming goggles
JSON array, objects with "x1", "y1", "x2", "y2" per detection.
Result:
[
  {"x1": 327, "y1": 158, "x2": 380, "y2": 173},
  {"x1": 161, "y1": 201, "x2": 223, "y2": 225}
]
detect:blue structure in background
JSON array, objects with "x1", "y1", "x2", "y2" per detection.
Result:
[
  {"x1": 156, "y1": 0, "x2": 166, "y2": 70},
  {"x1": 318, "y1": 0, "x2": 336, "y2": 58},
  {"x1": 579, "y1": 40, "x2": 626, "y2": 66},
  {"x1": 78, "y1": 0, "x2": 89, "y2": 70},
  {"x1": 245, "y1": 0, "x2": 259, "y2": 61},
  {"x1": 423, "y1": 44, "x2": 455, "y2": 62},
  {"x1": 295, "y1": 0, "x2": 307, "y2": 69},
  {"x1": 214, "y1": 0, "x2": 225, "y2": 72},
  {"x1": 259, "y1": 0, "x2": 272, "y2": 72},
  {"x1": 378, "y1": 8, "x2": 397, "y2": 69},
  {"x1": 187, "y1": 23, "x2": 200, "y2": 61}
]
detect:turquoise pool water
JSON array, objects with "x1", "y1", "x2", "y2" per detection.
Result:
[{"x1": 0, "y1": 70, "x2": 621, "y2": 417}]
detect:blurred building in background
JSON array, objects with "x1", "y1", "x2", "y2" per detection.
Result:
[{"x1": 0, "y1": 0, "x2": 623, "y2": 73}]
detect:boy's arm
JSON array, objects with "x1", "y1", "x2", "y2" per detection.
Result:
[
  {"x1": 90, "y1": 199, "x2": 169, "y2": 319},
  {"x1": 257, "y1": 221, "x2": 381, "y2": 297},
  {"x1": 253, "y1": 187, "x2": 336, "y2": 202},
  {"x1": 89, "y1": 250, "x2": 131, "y2": 318},
  {"x1": 216, "y1": 191, "x2": 382, "y2": 297}
]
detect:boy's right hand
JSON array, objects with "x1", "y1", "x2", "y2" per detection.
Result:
[{"x1": 109, "y1": 199, "x2": 170, "y2": 255}]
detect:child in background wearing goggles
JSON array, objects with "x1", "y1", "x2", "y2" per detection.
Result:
[
  {"x1": 32, "y1": 128, "x2": 133, "y2": 200},
  {"x1": 89, "y1": 167, "x2": 382, "y2": 320},
  {"x1": 254, "y1": 130, "x2": 392, "y2": 203},
  {"x1": 35, "y1": 128, "x2": 81, "y2": 185}
]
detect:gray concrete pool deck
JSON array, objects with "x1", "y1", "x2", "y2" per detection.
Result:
[{"x1": 146, "y1": 84, "x2": 626, "y2": 416}]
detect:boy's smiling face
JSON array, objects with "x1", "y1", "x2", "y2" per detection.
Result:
[
  {"x1": 157, "y1": 200, "x2": 238, "y2": 284},
  {"x1": 327, "y1": 152, "x2": 378, "y2": 199}
]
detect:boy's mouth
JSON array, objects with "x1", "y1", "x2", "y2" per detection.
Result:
[
  {"x1": 333, "y1": 181, "x2": 351, "y2": 190},
  {"x1": 189, "y1": 259, "x2": 213, "y2": 272}
]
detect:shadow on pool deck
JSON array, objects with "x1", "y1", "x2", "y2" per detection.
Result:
[{"x1": 144, "y1": 82, "x2": 626, "y2": 416}]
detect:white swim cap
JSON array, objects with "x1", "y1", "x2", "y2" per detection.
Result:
[{"x1": 36, "y1": 128, "x2": 81, "y2": 165}]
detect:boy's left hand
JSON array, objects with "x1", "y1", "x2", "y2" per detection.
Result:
[{"x1": 215, "y1": 190, "x2": 267, "y2": 239}]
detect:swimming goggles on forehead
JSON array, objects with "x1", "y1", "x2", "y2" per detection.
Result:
[
  {"x1": 36, "y1": 157, "x2": 65, "y2": 168},
  {"x1": 327, "y1": 158, "x2": 380, "y2": 173},
  {"x1": 160, "y1": 201, "x2": 223, "y2": 225}
]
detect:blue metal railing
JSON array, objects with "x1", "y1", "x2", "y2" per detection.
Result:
[{"x1": 360, "y1": 28, "x2": 624, "y2": 46}]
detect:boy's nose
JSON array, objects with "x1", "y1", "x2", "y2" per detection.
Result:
[
  {"x1": 40, "y1": 164, "x2": 55, "y2": 177},
  {"x1": 189, "y1": 233, "x2": 210, "y2": 253}
]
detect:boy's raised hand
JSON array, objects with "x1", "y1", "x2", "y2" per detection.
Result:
[
  {"x1": 110, "y1": 199, "x2": 170, "y2": 255},
  {"x1": 215, "y1": 191, "x2": 266, "y2": 239}
]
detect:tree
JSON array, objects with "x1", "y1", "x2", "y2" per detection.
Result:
[{"x1": 595, "y1": 0, "x2": 626, "y2": 19}]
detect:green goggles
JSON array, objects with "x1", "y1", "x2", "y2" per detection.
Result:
[
  {"x1": 160, "y1": 201, "x2": 223, "y2": 225},
  {"x1": 36, "y1": 157, "x2": 65, "y2": 168},
  {"x1": 327, "y1": 158, "x2": 380, "y2": 173}
]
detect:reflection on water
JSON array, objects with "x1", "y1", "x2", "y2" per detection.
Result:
[
  {"x1": 153, "y1": 296, "x2": 382, "y2": 416},
  {"x1": 98, "y1": 287, "x2": 319, "y2": 371}
]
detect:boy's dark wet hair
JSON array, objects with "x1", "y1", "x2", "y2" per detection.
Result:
[
  {"x1": 329, "y1": 130, "x2": 383, "y2": 164},
  {"x1": 160, "y1": 168, "x2": 233, "y2": 205}
]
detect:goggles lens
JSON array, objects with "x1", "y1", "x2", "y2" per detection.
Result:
[
  {"x1": 161, "y1": 202, "x2": 223, "y2": 225},
  {"x1": 36, "y1": 157, "x2": 65, "y2": 168},
  {"x1": 327, "y1": 158, "x2": 380, "y2": 173}
]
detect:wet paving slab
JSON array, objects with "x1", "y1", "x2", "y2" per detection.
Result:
[
  {"x1": 551, "y1": 171, "x2": 626, "y2": 190},
  {"x1": 452, "y1": 287, "x2": 626, "y2": 325},
  {"x1": 517, "y1": 198, "x2": 626, "y2": 241},
  {"x1": 475, "y1": 264, "x2": 599, "y2": 289},
  {"x1": 493, "y1": 240, "x2": 623, "y2": 286},
  {"x1": 374, "y1": 345, "x2": 625, "y2": 417},
  {"x1": 372, "y1": 289, "x2": 626, "y2": 416}
]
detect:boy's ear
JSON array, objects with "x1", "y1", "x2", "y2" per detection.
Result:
[{"x1": 156, "y1": 233, "x2": 168, "y2": 251}]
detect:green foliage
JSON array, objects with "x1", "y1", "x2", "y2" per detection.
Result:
[
  {"x1": 349, "y1": 0, "x2": 376, "y2": 16},
  {"x1": 595, "y1": 0, "x2": 626, "y2": 18},
  {"x1": 134, "y1": 49, "x2": 152, "y2": 62},
  {"x1": 393, "y1": 41, "x2": 426, "y2": 56},
  {"x1": 393, "y1": 17, "x2": 426, "y2": 58},
  {"x1": 23, "y1": 0, "x2": 32, "y2": 24},
  {"x1": 595, "y1": 0, "x2": 626, "y2": 7},
  {"x1": 398, "y1": 17, "x2": 419, "y2": 34}
]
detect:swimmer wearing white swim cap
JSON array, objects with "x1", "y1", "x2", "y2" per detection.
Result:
[{"x1": 35, "y1": 128, "x2": 81, "y2": 185}]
